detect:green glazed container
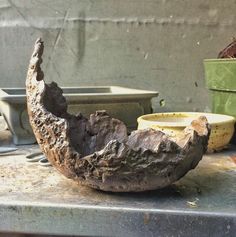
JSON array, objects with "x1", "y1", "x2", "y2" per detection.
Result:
[{"x1": 204, "y1": 59, "x2": 236, "y2": 117}]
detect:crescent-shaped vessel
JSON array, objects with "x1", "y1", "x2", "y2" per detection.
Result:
[{"x1": 26, "y1": 39, "x2": 210, "y2": 192}]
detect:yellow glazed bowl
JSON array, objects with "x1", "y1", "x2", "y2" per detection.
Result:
[{"x1": 137, "y1": 112, "x2": 236, "y2": 151}]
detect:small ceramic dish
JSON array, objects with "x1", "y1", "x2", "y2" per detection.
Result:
[{"x1": 137, "y1": 112, "x2": 236, "y2": 151}]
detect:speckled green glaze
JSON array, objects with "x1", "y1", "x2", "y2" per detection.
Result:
[
  {"x1": 204, "y1": 59, "x2": 236, "y2": 117},
  {"x1": 209, "y1": 90, "x2": 236, "y2": 117},
  {"x1": 204, "y1": 59, "x2": 236, "y2": 91}
]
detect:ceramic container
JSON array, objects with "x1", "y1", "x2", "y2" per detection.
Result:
[
  {"x1": 137, "y1": 112, "x2": 236, "y2": 151},
  {"x1": 0, "y1": 86, "x2": 158, "y2": 145},
  {"x1": 204, "y1": 59, "x2": 236, "y2": 117}
]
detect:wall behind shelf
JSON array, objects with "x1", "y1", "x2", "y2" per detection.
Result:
[{"x1": 0, "y1": 0, "x2": 235, "y2": 112}]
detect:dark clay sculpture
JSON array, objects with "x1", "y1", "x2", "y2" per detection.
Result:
[
  {"x1": 218, "y1": 38, "x2": 236, "y2": 58},
  {"x1": 26, "y1": 39, "x2": 210, "y2": 192}
]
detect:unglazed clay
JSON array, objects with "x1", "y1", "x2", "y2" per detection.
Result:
[
  {"x1": 218, "y1": 39, "x2": 236, "y2": 58},
  {"x1": 26, "y1": 39, "x2": 210, "y2": 192}
]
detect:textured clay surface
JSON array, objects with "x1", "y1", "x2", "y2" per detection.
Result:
[
  {"x1": 26, "y1": 38, "x2": 210, "y2": 192},
  {"x1": 218, "y1": 39, "x2": 236, "y2": 58}
]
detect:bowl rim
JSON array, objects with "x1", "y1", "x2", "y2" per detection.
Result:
[
  {"x1": 204, "y1": 58, "x2": 236, "y2": 63},
  {"x1": 137, "y1": 112, "x2": 236, "y2": 128}
]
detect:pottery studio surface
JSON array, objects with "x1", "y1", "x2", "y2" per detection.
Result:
[{"x1": 138, "y1": 112, "x2": 236, "y2": 151}]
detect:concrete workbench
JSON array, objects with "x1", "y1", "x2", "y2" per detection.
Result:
[{"x1": 0, "y1": 128, "x2": 236, "y2": 237}]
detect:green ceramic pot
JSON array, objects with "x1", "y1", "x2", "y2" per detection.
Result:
[{"x1": 204, "y1": 59, "x2": 236, "y2": 116}]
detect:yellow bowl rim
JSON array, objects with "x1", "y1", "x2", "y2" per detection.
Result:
[{"x1": 137, "y1": 112, "x2": 236, "y2": 128}]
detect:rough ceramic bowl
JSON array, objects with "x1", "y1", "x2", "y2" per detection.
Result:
[
  {"x1": 138, "y1": 112, "x2": 236, "y2": 151},
  {"x1": 26, "y1": 39, "x2": 210, "y2": 192},
  {"x1": 25, "y1": 38, "x2": 211, "y2": 192}
]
